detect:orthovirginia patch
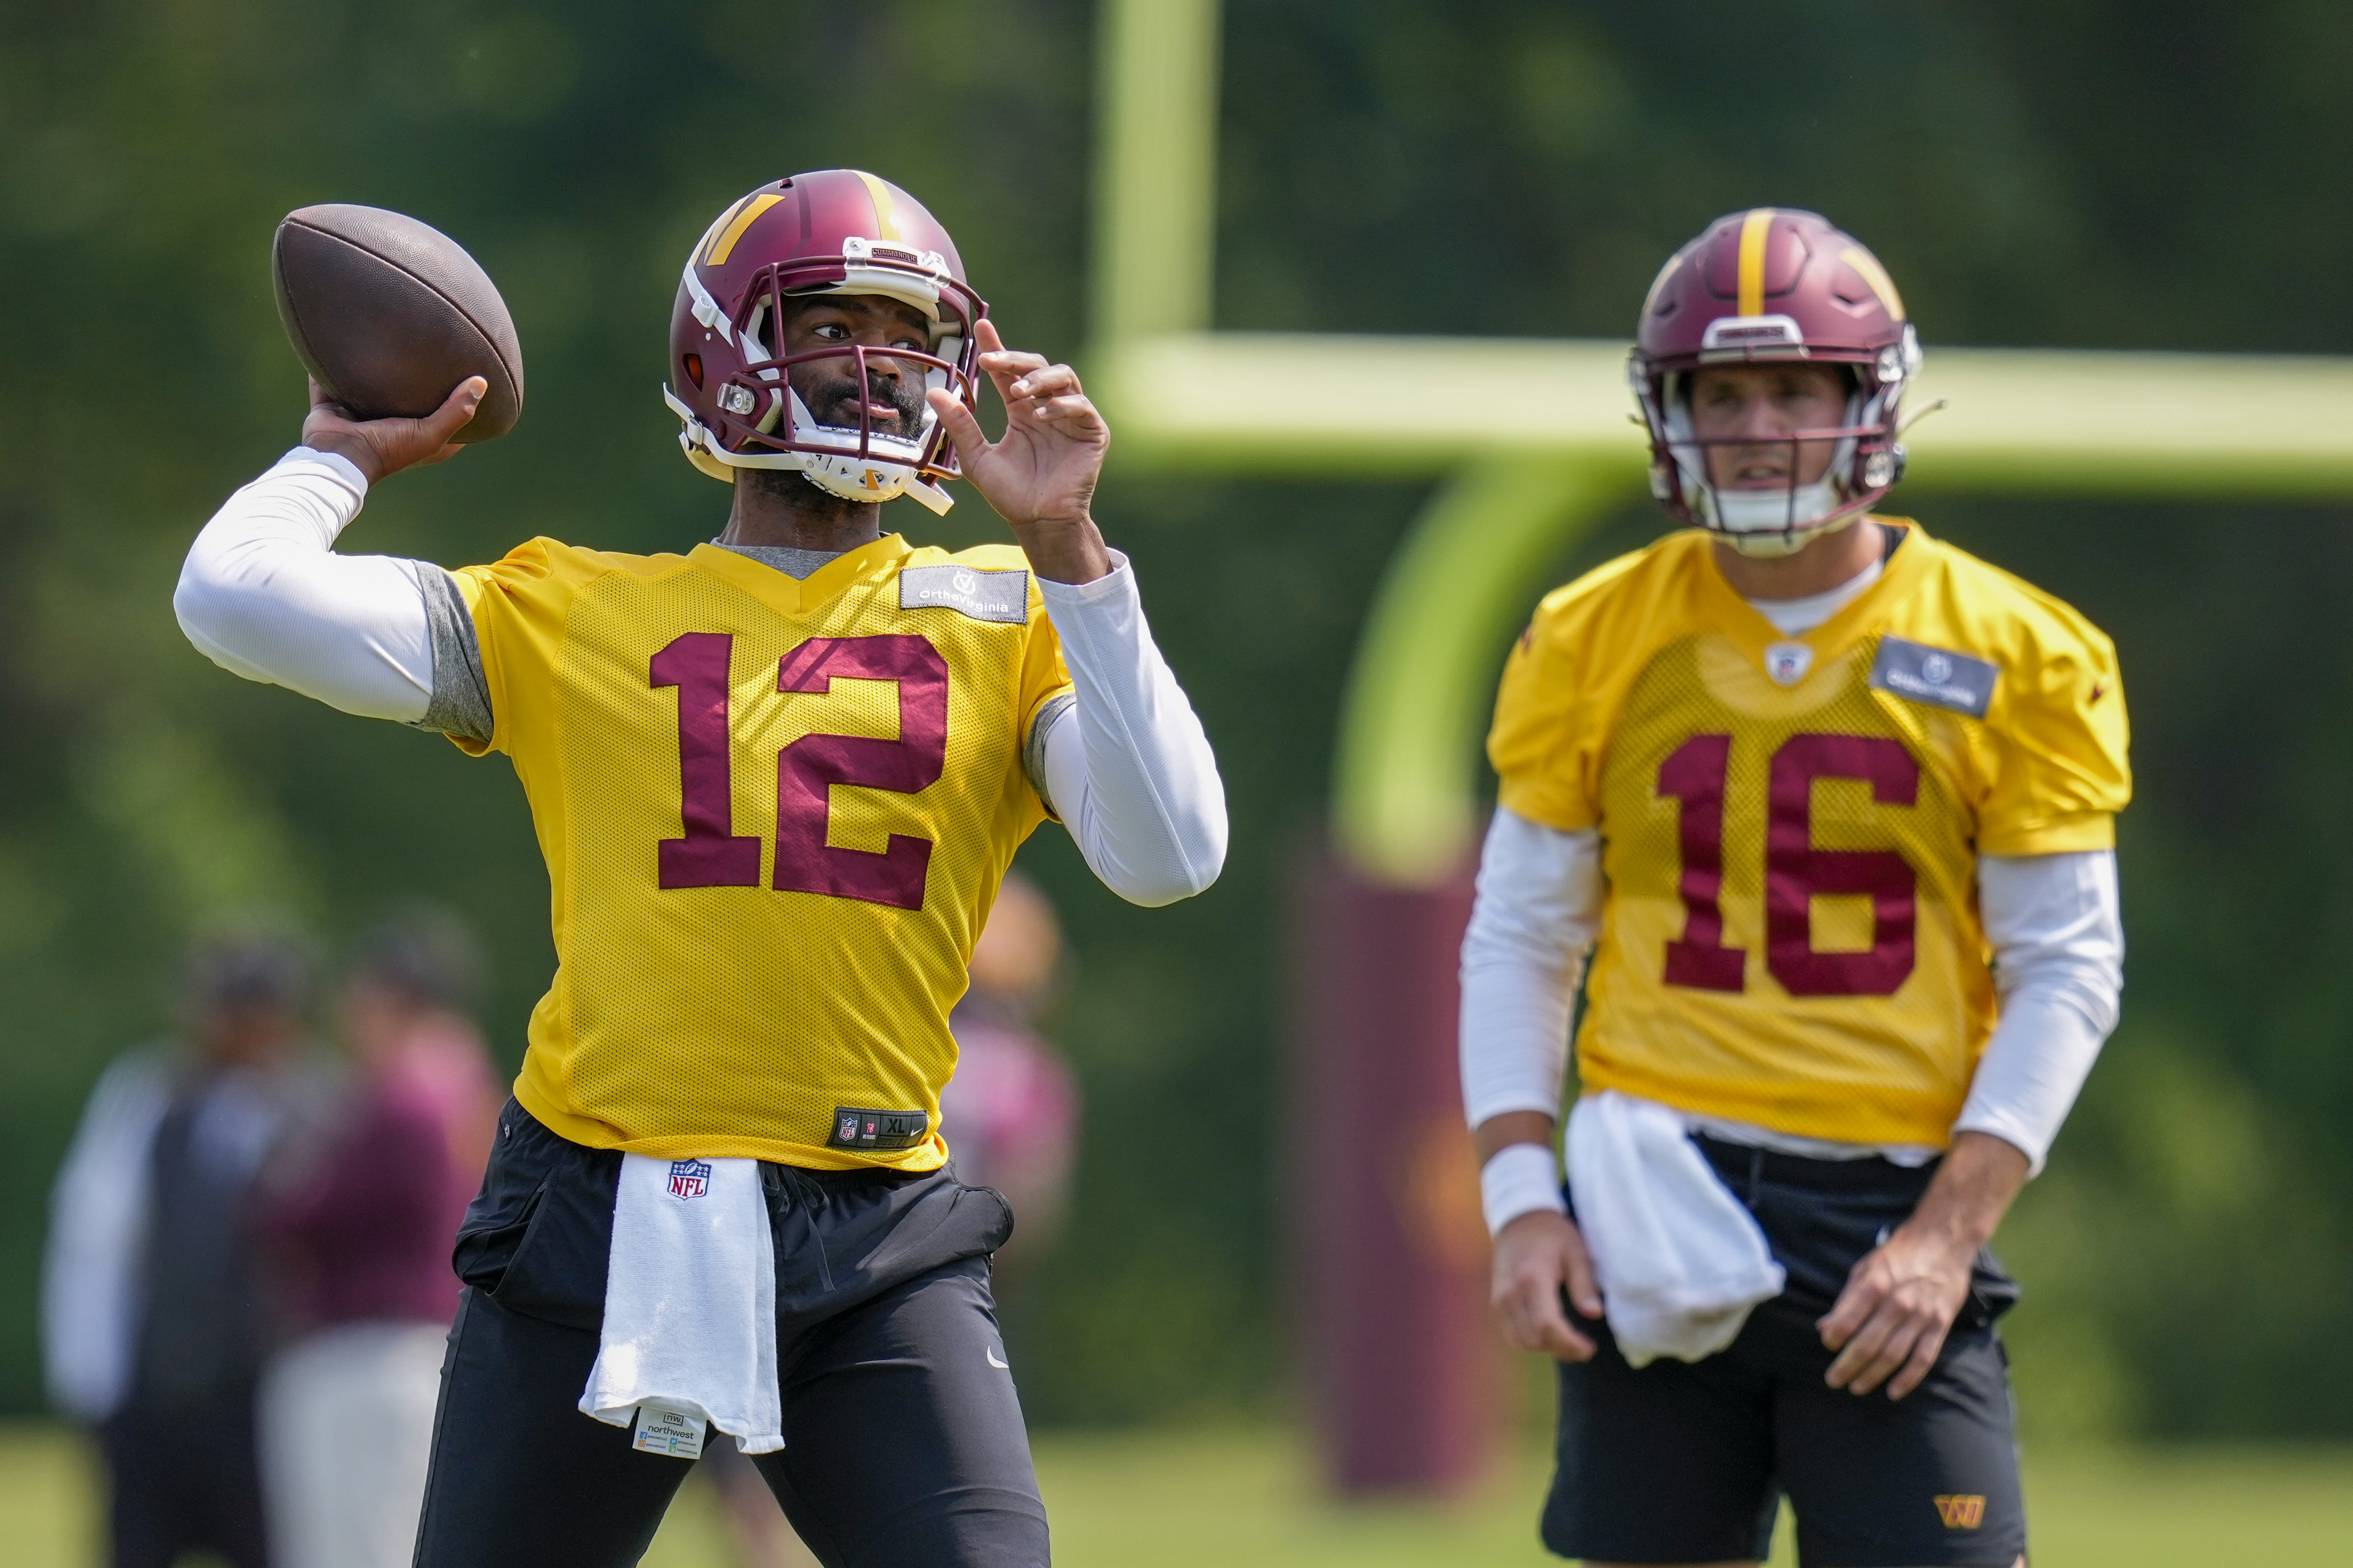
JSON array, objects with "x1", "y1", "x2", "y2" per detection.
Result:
[
  {"x1": 1869, "y1": 635, "x2": 1997, "y2": 718},
  {"x1": 900, "y1": 564, "x2": 1029, "y2": 624}
]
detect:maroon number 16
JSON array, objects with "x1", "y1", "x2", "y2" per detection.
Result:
[{"x1": 1656, "y1": 731, "x2": 1919, "y2": 997}]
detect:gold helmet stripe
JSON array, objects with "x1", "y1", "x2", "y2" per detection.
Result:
[
  {"x1": 1840, "y1": 245, "x2": 1907, "y2": 322},
  {"x1": 705, "y1": 193, "x2": 783, "y2": 267},
  {"x1": 850, "y1": 170, "x2": 903, "y2": 243},
  {"x1": 1737, "y1": 208, "x2": 1775, "y2": 317}
]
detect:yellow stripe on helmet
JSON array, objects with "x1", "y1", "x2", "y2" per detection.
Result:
[
  {"x1": 850, "y1": 170, "x2": 902, "y2": 243},
  {"x1": 1737, "y1": 208, "x2": 1774, "y2": 317},
  {"x1": 1840, "y1": 245, "x2": 1906, "y2": 322},
  {"x1": 705, "y1": 193, "x2": 783, "y2": 267}
]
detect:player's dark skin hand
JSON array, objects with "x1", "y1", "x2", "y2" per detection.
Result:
[
  {"x1": 302, "y1": 376, "x2": 486, "y2": 486},
  {"x1": 1818, "y1": 1130, "x2": 2029, "y2": 1399},
  {"x1": 928, "y1": 317, "x2": 1114, "y2": 585}
]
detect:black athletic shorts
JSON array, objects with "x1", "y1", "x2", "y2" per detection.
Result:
[
  {"x1": 411, "y1": 1099, "x2": 1047, "y2": 1568},
  {"x1": 1543, "y1": 1135, "x2": 2026, "y2": 1567}
]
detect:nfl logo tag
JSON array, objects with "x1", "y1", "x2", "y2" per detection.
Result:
[
  {"x1": 667, "y1": 1158, "x2": 712, "y2": 1201},
  {"x1": 837, "y1": 1114, "x2": 860, "y2": 1143},
  {"x1": 1764, "y1": 641, "x2": 1815, "y2": 687}
]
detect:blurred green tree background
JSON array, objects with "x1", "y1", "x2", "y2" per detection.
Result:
[{"x1": 1, "y1": 0, "x2": 2347, "y2": 1438}]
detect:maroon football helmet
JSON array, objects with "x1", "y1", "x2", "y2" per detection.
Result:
[
  {"x1": 664, "y1": 170, "x2": 988, "y2": 515},
  {"x1": 1629, "y1": 209, "x2": 1920, "y2": 555}
]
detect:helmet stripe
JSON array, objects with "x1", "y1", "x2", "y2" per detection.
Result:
[
  {"x1": 705, "y1": 194, "x2": 783, "y2": 266},
  {"x1": 1737, "y1": 208, "x2": 1774, "y2": 316},
  {"x1": 1840, "y1": 245, "x2": 1907, "y2": 322},
  {"x1": 850, "y1": 170, "x2": 902, "y2": 242}
]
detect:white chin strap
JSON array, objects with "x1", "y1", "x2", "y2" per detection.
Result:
[
  {"x1": 1712, "y1": 483, "x2": 1848, "y2": 556},
  {"x1": 662, "y1": 386, "x2": 956, "y2": 516}
]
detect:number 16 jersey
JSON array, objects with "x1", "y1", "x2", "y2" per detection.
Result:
[
  {"x1": 1488, "y1": 521, "x2": 2130, "y2": 1148},
  {"x1": 449, "y1": 532, "x2": 1072, "y2": 1172}
]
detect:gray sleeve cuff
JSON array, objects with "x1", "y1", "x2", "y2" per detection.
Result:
[
  {"x1": 1023, "y1": 691, "x2": 1077, "y2": 818},
  {"x1": 411, "y1": 563, "x2": 494, "y2": 744}
]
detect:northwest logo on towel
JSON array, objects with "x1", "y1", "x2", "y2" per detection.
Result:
[
  {"x1": 667, "y1": 1158, "x2": 712, "y2": 1200},
  {"x1": 1933, "y1": 1494, "x2": 1987, "y2": 1529}
]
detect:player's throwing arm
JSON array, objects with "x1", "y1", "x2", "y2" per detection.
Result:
[
  {"x1": 1459, "y1": 209, "x2": 2126, "y2": 1568},
  {"x1": 176, "y1": 171, "x2": 1224, "y2": 1568}
]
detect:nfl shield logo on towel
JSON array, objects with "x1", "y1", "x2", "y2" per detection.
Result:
[{"x1": 667, "y1": 1159, "x2": 712, "y2": 1200}]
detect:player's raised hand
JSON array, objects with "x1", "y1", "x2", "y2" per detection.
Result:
[
  {"x1": 926, "y1": 320, "x2": 1112, "y2": 584},
  {"x1": 1491, "y1": 1209, "x2": 1604, "y2": 1362},
  {"x1": 302, "y1": 376, "x2": 485, "y2": 487}
]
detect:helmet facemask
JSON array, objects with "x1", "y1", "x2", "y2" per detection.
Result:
[
  {"x1": 1654, "y1": 368, "x2": 1889, "y2": 557},
  {"x1": 667, "y1": 239, "x2": 987, "y2": 516}
]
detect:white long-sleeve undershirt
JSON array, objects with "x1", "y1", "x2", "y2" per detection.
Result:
[
  {"x1": 1460, "y1": 805, "x2": 2123, "y2": 1199},
  {"x1": 175, "y1": 449, "x2": 1226, "y2": 908}
]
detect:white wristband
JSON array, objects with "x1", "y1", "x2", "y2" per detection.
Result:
[{"x1": 1479, "y1": 1142, "x2": 1567, "y2": 1238}]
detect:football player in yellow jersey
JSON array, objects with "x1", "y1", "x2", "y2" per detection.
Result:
[
  {"x1": 175, "y1": 171, "x2": 1226, "y2": 1567},
  {"x1": 1459, "y1": 210, "x2": 2127, "y2": 1568}
]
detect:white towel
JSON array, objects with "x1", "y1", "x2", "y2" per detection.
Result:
[
  {"x1": 1566, "y1": 1091, "x2": 1787, "y2": 1368},
  {"x1": 579, "y1": 1154, "x2": 783, "y2": 1454}
]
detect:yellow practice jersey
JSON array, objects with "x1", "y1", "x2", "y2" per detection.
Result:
[
  {"x1": 449, "y1": 533, "x2": 1072, "y2": 1171},
  {"x1": 1488, "y1": 521, "x2": 2130, "y2": 1146}
]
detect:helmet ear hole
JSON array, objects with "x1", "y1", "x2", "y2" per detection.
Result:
[{"x1": 682, "y1": 353, "x2": 703, "y2": 391}]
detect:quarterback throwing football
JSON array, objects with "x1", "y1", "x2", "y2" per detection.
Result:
[
  {"x1": 1462, "y1": 210, "x2": 2127, "y2": 1567},
  {"x1": 177, "y1": 170, "x2": 1225, "y2": 1566}
]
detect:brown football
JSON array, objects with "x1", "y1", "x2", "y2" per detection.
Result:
[{"x1": 271, "y1": 203, "x2": 524, "y2": 443}]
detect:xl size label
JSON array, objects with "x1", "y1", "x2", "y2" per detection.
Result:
[{"x1": 828, "y1": 1106, "x2": 929, "y2": 1150}]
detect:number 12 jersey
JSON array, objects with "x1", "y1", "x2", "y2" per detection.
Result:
[
  {"x1": 1488, "y1": 521, "x2": 2130, "y2": 1148},
  {"x1": 449, "y1": 533, "x2": 1071, "y2": 1171}
]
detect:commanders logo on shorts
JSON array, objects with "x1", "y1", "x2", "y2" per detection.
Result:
[
  {"x1": 1933, "y1": 1494, "x2": 1987, "y2": 1529},
  {"x1": 667, "y1": 1158, "x2": 712, "y2": 1200}
]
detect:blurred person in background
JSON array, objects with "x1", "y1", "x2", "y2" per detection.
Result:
[
  {"x1": 698, "y1": 871, "x2": 1080, "y2": 1568},
  {"x1": 44, "y1": 930, "x2": 321, "y2": 1568},
  {"x1": 1463, "y1": 210, "x2": 2128, "y2": 1567},
  {"x1": 256, "y1": 909, "x2": 500, "y2": 1568},
  {"x1": 940, "y1": 869, "x2": 1079, "y2": 1263}
]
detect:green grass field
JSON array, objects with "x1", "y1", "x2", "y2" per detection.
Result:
[{"x1": 6, "y1": 1421, "x2": 2349, "y2": 1565}]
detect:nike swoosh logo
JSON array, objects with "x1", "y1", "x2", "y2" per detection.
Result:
[{"x1": 986, "y1": 1347, "x2": 1010, "y2": 1370}]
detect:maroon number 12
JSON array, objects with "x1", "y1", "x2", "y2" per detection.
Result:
[{"x1": 653, "y1": 632, "x2": 949, "y2": 911}]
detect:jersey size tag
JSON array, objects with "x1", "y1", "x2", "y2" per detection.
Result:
[
  {"x1": 827, "y1": 1106, "x2": 930, "y2": 1150},
  {"x1": 900, "y1": 565, "x2": 1029, "y2": 624},
  {"x1": 1869, "y1": 635, "x2": 1997, "y2": 718},
  {"x1": 632, "y1": 1405, "x2": 709, "y2": 1459}
]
